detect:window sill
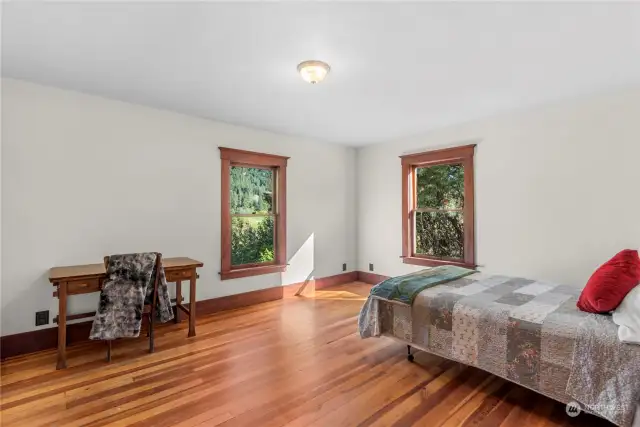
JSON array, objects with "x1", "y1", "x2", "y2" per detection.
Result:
[
  {"x1": 403, "y1": 257, "x2": 476, "y2": 270},
  {"x1": 220, "y1": 264, "x2": 287, "y2": 281}
]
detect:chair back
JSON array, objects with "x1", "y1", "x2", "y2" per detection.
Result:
[
  {"x1": 103, "y1": 252, "x2": 163, "y2": 310},
  {"x1": 150, "y1": 253, "x2": 162, "y2": 311}
]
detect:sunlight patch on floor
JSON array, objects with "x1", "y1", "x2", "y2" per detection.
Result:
[{"x1": 312, "y1": 290, "x2": 367, "y2": 301}]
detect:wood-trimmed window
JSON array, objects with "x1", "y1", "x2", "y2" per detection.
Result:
[
  {"x1": 400, "y1": 144, "x2": 476, "y2": 269},
  {"x1": 219, "y1": 147, "x2": 288, "y2": 280}
]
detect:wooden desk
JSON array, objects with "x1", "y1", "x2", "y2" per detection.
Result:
[{"x1": 49, "y1": 257, "x2": 204, "y2": 369}]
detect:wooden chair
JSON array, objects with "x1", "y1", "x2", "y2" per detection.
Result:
[{"x1": 103, "y1": 252, "x2": 163, "y2": 362}]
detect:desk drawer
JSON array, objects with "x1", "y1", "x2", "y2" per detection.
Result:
[
  {"x1": 166, "y1": 269, "x2": 192, "y2": 282},
  {"x1": 67, "y1": 279, "x2": 101, "y2": 295}
]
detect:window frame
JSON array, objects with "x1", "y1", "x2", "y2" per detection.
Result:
[
  {"x1": 219, "y1": 147, "x2": 288, "y2": 280},
  {"x1": 400, "y1": 144, "x2": 476, "y2": 269}
]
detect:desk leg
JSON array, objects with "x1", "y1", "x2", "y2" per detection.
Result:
[
  {"x1": 188, "y1": 270, "x2": 196, "y2": 337},
  {"x1": 56, "y1": 282, "x2": 67, "y2": 370},
  {"x1": 174, "y1": 280, "x2": 182, "y2": 323}
]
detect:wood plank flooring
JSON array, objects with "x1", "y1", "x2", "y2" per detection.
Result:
[{"x1": 0, "y1": 282, "x2": 611, "y2": 426}]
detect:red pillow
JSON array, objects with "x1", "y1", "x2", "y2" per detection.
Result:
[{"x1": 577, "y1": 249, "x2": 640, "y2": 313}]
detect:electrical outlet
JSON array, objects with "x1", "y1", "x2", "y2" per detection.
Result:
[
  {"x1": 369, "y1": 263, "x2": 374, "y2": 272},
  {"x1": 342, "y1": 263, "x2": 347, "y2": 271},
  {"x1": 35, "y1": 310, "x2": 49, "y2": 326}
]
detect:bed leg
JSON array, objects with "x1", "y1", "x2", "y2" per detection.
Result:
[{"x1": 407, "y1": 345, "x2": 414, "y2": 362}]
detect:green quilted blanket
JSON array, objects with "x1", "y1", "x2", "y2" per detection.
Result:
[{"x1": 369, "y1": 265, "x2": 475, "y2": 305}]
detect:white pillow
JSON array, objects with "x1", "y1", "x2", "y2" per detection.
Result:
[{"x1": 612, "y1": 284, "x2": 640, "y2": 344}]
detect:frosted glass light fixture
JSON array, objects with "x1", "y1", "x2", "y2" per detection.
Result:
[{"x1": 297, "y1": 60, "x2": 330, "y2": 84}]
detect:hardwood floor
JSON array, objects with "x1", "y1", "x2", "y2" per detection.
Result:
[{"x1": 0, "y1": 282, "x2": 611, "y2": 427}]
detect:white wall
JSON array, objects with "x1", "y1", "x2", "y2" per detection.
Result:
[
  {"x1": 1, "y1": 78, "x2": 357, "y2": 336},
  {"x1": 358, "y1": 87, "x2": 640, "y2": 287},
  {"x1": 4, "y1": 77, "x2": 640, "y2": 337}
]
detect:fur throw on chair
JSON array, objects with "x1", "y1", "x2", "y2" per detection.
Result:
[{"x1": 89, "y1": 253, "x2": 173, "y2": 340}]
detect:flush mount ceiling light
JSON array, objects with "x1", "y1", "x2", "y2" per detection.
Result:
[{"x1": 297, "y1": 60, "x2": 330, "y2": 84}]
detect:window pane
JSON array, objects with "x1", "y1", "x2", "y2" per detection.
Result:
[
  {"x1": 231, "y1": 216, "x2": 275, "y2": 266},
  {"x1": 230, "y1": 166, "x2": 273, "y2": 214},
  {"x1": 415, "y1": 211, "x2": 463, "y2": 259},
  {"x1": 416, "y1": 164, "x2": 464, "y2": 210}
]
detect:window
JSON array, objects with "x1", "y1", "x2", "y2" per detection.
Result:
[
  {"x1": 219, "y1": 147, "x2": 288, "y2": 280},
  {"x1": 400, "y1": 144, "x2": 476, "y2": 268}
]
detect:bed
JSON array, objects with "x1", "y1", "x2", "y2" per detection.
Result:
[{"x1": 358, "y1": 270, "x2": 640, "y2": 427}]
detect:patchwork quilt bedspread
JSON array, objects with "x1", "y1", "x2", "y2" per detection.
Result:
[{"x1": 359, "y1": 272, "x2": 640, "y2": 427}]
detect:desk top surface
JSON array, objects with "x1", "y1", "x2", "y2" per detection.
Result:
[{"x1": 49, "y1": 257, "x2": 204, "y2": 282}]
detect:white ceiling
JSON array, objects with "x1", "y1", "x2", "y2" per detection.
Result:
[{"x1": 3, "y1": 2, "x2": 640, "y2": 146}]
